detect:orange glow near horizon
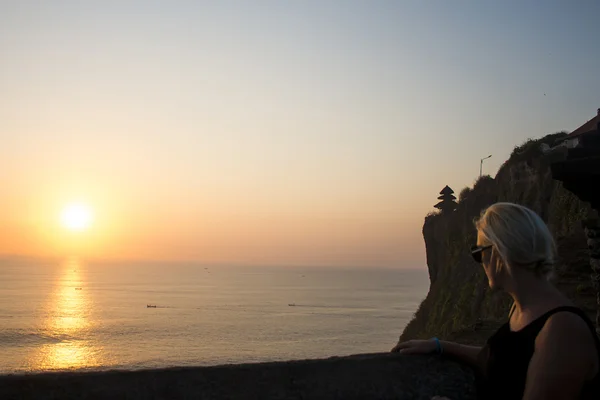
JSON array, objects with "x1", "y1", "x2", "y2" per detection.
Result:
[
  {"x1": 0, "y1": 182, "x2": 427, "y2": 267},
  {"x1": 0, "y1": 171, "x2": 431, "y2": 267}
]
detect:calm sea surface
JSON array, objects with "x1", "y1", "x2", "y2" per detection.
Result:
[{"x1": 0, "y1": 258, "x2": 429, "y2": 373}]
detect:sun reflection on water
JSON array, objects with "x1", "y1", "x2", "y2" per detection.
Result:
[{"x1": 30, "y1": 258, "x2": 101, "y2": 370}]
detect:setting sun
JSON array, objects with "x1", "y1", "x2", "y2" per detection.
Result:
[{"x1": 60, "y1": 203, "x2": 94, "y2": 232}]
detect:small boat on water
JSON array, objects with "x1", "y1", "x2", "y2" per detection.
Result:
[
  {"x1": 147, "y1": 304, "x2": 157, "y2": 308},
  {"x1": 288, "y1": 303, "x2": 296, "y2": 307},
  {"x1": 75, "y1": 287, "x2": 82, "y2": 290}
]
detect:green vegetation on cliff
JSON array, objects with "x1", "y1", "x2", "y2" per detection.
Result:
[{"x1": 401, "y1": 133, "x2": 596, "y2": 344}]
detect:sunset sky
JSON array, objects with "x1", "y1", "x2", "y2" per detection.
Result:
[{"x1": 1, "y1": 1, "x2": 599, "y2": 267}]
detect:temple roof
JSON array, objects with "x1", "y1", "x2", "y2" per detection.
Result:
[
  {"x1": 439, "y1": 185, "x2": 454, "y2": 195},
  {"x1": 437, "y1": 194, "x2": 456, "y2": 200}
]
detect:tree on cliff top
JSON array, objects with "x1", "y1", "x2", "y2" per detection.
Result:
[{"x1": 434, "y1": 185, "x2": 458, "y2": 213}]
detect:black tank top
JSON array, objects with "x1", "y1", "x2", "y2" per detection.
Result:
[{"x1": 476, "y1": 306, "x2": 600, "y2": 400}]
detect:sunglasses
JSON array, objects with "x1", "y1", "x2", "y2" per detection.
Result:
[{"x1": 471, "y1": 245, "x2": 493, "y2": 263}]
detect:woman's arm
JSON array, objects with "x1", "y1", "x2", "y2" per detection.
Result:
[
  {"x1": 392, "y1": 339, "x2": 482, "y2": 368},
  {"x1": 438, "y1": 341, "x2": 482, "y2": 367},
  {"x1": 522, "y1": 312, "x2": 597, "y2": 400}
]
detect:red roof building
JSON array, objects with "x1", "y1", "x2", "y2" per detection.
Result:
[
  {"x1": 550, "y1": 108, "x2": 600, "y2": 210},
  {"x1": 569, "y1": 108, "x2": 600, "y2": 139},
  {"x1": 558, "y1": 108, "x2": 600, "y2": 149}
]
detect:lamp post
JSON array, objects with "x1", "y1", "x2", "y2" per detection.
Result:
[{"x1": 480, "y1": 155, "x2": 492, "y2": 177}]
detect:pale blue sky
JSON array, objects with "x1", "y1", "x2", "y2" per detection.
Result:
[{"x1": 1, "y1": 1, "x2": 599, "y2": 267}]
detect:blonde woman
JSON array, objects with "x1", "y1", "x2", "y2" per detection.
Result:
[{"x1": 393, "y1": 203, "x2": 600, "y2": 400}]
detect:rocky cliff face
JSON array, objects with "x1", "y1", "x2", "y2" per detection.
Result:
[{"x1": 402, "y1": 132, "x2": 598, "y2": 343}]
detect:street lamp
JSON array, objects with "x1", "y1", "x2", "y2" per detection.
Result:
[{"x1": 480, "y1": 155, "x2": 492, "y2": 177}]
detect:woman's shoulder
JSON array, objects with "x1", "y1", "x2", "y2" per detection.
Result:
[
  {"x1": 536, "y1": 309, "x2": 598, "y2": 369},
  {"x1": 535, "y1": 310, "x2": 600, "y2": 380},
  {"x1": 542, "y1": 309, "x2": 593, "y2": 336},
  {"x1": 533, "y1": 306, "x2": 594, "y2": 341}
]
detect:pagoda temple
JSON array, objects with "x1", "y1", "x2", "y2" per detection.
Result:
[{"x1": 434, "y1": 185, "x2": 458, "y2": 213}]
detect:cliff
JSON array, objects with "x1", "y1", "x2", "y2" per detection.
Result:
[
  {"x1": 402, "y1": 132, "x2": 598, "y2": 343},
  {"x1": 0, "y1": 354, "x2": 476, "y2": 400}
]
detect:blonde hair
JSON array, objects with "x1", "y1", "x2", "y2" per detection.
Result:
[{"x1": 475, "y1": 202, "x2": 557, "y2": 277}]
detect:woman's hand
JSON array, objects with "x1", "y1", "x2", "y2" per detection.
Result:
[{"x1": 391, "y1": 339, "x2": 437, "y2": 354}]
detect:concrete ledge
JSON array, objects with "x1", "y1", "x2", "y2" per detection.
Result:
[{"x1": 0, "y1": 353, "x2": 476, "y2": 400}]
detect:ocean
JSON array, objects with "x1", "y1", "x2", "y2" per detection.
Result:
[{"x1": 0, "y1": 258, "x2": 429, "y2": 373}]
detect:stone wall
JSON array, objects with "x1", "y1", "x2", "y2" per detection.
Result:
[{"x1": 0, "y1": 354, "x2": 476, "y2": 400}]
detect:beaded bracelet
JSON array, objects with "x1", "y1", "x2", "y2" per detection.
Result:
[{"x1": 431, "y1": 337, "x2": 443, "y2": 354}]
